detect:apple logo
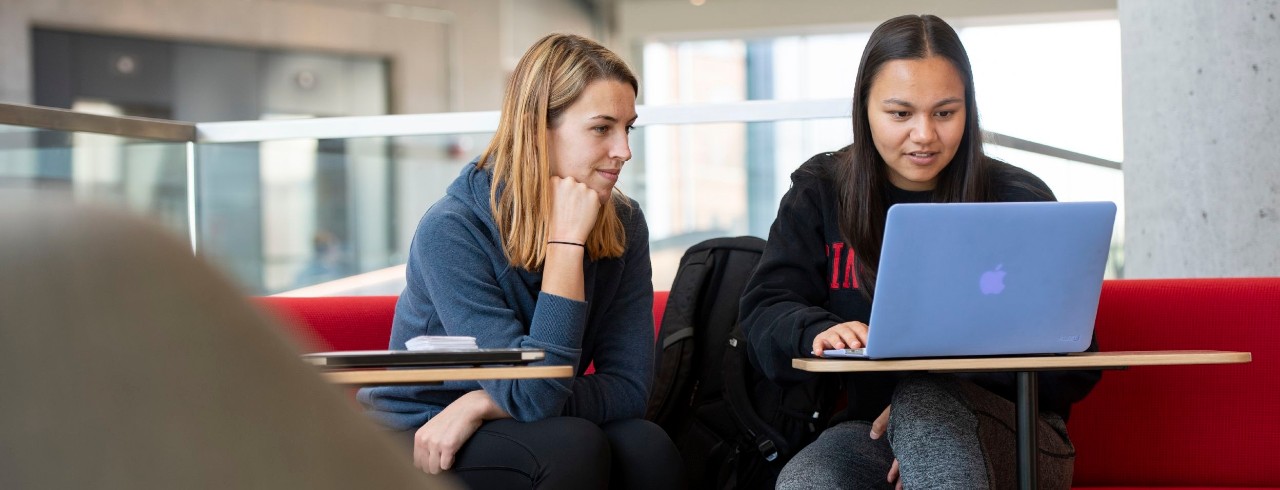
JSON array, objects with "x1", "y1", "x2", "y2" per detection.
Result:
[{"x1": 980, "y1": 264, "x2": 1006, "y2": 295}]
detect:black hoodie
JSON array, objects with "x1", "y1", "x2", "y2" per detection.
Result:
[{"x1": 739, "y1": 148, "x2": 1101, "y2": 422}]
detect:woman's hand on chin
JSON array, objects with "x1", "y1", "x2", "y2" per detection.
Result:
[{"x1": 549, "y1": 175, "x2": 601, "y2": 244}]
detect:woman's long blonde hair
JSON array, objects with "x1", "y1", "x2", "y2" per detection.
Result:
[{"x1": 478, "y1": 33, "x2": 638, "y2": 271}]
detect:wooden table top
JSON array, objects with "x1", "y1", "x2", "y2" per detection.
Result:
[
  {"x1": 792, "y1": 350, "x2": 1252, "y2": 373},
  {"x1": 322, "y1": 365, "x2": 575, "y2": 386}
]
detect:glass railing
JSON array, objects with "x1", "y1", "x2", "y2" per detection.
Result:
[
  {"x1": 0, "y1": 100, "x2": 1124, "y2": 295},
  {"x1": 193, "y1": 132, "x2": 494, "y2": 294},
  {"x1": 0, "y1": 107, "x2": 195, "y2": 248}
]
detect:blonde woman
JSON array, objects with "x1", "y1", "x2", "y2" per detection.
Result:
[{"x1": 359, "y1": 34, "x2": 681, "y2": 489}]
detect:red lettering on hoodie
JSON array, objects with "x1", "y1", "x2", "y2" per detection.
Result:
[
  {"x1": 843, "y1": 248, "x2": 858, "y2": 289},
  {"x1": 827, "y1": 242, "x2": 860, "y2": 290},
  {"x1": 829, "y1": 242, "x2": 844, "y2": 289}
]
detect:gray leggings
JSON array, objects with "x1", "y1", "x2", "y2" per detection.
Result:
[{"x1": 776, "y1": 374, "x2": 1075, "y2": 490}]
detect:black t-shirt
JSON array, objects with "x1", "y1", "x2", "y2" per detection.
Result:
[{"x1": 739, "y1": 149, "x2": 1101, "y2": 421}]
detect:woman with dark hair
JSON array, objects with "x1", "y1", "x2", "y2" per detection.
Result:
[
  {"x1": 359, "y1": 33, "x2": 681, "y2": 489},
  {"x1": 740, "y1": 15, "x2": 1099, "y2": 489}
]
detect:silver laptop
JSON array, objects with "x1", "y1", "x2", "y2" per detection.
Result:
[{"x1": 823, "y1": 201, "x2": 1116, "y2": 359}]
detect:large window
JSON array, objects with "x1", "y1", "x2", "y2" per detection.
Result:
[{"x1": 640, "y1": 18, "x2": 1125, "y2": 288}]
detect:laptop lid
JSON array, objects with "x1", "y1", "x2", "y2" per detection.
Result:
[{"x1": 862, "y1": 201, "x2": 1116, "y2": 359}]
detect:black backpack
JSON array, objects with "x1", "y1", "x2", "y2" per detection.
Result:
[{"x1": 646, "y1": 236, "x2": 837, "y2": 490}]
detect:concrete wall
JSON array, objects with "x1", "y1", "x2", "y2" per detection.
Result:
[
  {"x1": 0, "y1": 0, "x2": 594, "y2": 114},
  {"x1": 1120, "y1": 0, "x2": 1280, "y2": 277}
]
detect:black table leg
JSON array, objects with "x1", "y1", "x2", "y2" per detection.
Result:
[{"x1": 1016, "y1": 371, "x2": 1038, "y2": 489}]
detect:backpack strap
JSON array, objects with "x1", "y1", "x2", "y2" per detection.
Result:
[{"x1": 723, "y1": 327, "x2": 793, "y2": 461}]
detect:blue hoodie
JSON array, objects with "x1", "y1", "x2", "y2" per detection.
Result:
[{"x1": 357, "y1": 162, "x2": 655, "y2": 431}]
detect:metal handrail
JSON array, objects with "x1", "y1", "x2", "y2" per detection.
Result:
[
  {"x1": 0, "y1": 102, "x2": 196, "y2": 142},
  {"x1": 193, "y1": 98, "x2": 854, "y2": 143},
  {"x1": 193, "y1": 98, "x2": 1120, "y2": 169},
  {"x1": 983, "y1": 131, "x2": 1120, "y2": 170}
]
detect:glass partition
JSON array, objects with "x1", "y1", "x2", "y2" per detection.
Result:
[
  {"x1": 194, "y1": 132, "x2": 493, "y2": 295},
  {"x1": 2, "y1": 101, "x2": 1124, "y2": 296},
  {"x1": 0, "y1": 122, "x2": 191, "y2": 239}
]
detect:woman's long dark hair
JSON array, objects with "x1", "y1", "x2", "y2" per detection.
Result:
[{"x1": 838, "y1": 14, "x2": 993, "y2": 298}]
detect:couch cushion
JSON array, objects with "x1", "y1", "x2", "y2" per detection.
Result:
[
  {"x1": 1068, "y1": 278, "x2": 1280, "y2": 487},
  {"x1": 653, "y1": 290, "x2": 668, "y2": 334}
]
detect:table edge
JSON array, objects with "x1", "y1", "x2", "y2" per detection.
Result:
[
  {"x1": 791, "y1": 350, "x2": 1252, "y2": 373},
  {"x1": 322, "y1": 365, "x2": 575, "y2": 385}
]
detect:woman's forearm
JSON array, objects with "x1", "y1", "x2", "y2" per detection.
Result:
[{"x1": 541, "y1": 244, "x2": 586, "y2": 301}]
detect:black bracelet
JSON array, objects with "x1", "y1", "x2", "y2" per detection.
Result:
[{"x1": 548, "y1": 240, "x2": 585, "y2": 247}]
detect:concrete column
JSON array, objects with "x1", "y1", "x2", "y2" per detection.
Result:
[{"x1": 1120, "y1": 0, "x2": 1280, "y2": 277}]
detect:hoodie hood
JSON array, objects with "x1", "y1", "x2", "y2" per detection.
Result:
[
  {"x1": 445, "y1": 160, "x2": 543, "y2": 289},
  {"x1": 446, "y1": 160, "x2": 503, "y2": 244}
]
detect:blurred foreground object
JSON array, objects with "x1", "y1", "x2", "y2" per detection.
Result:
[{"x1": 0, "y1": 195, "x2": 457, "y2": 490}]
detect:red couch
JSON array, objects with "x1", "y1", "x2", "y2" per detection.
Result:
[{"x1": 261, "y1": 279, "x2": 1280, "y2": 489}]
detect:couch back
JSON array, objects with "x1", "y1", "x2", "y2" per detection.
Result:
[
  {"x1": 261, "y1": 291, "x2": 670, "y2": 352},
  {"x1": 262, "y1": 295, "x2": 399, "y2": 352},
  {"x1": 1067, "y1": 277, "x2": 1280, "y2": 487}
]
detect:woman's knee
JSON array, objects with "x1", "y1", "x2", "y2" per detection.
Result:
[
  {"x1": 778, "y1": 421, "x2": 894, "y2": 489},
  {"x1": 600, "y1": 418, "x2": 683, "y2": 489},
  {"x1": 601, "y1": 419, "x2": 673, "y2": 452},
  {"x1": 455, "y1": 417, "x2": 610, "y2": 489},
  {"x1": 891, "y1": 375, "x2": 967, "y2": 416},
  {"x1": 529, "y1": 417, "x2": 611, "y2": 488},
  {"x1": 888, "y1": 375, "x2": 975, "y2": 438},
  {"x1": 893, "y1": 374, "x2": 960, "y2": 403},
  {"x1": 541, "y1": 417, "x2": 612, "y2": 464}
]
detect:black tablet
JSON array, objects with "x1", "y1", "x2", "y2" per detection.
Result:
[{"x1": 302, "y1": 348, "x2": 545, "y2": 368}]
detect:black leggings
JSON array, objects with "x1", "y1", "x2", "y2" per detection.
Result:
[{"x1": 400, "y1": 417, "x2": 683, "y2": 490}]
